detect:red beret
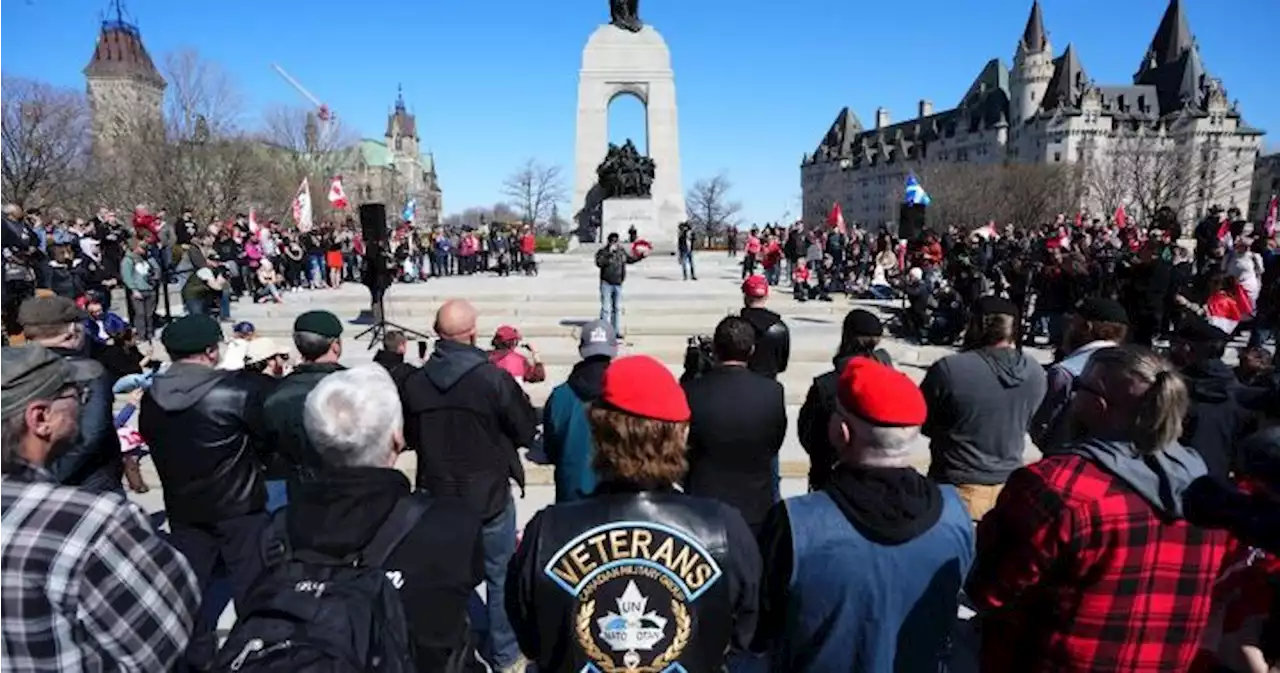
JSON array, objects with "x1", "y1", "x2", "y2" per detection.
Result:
[
  {"x1": 600, "y1": 355, "x2": 690, "y2": 423},
  {"x1": 742, "y1": 275, "x2": 769, "y2": 298},
  {"x1": 837, "y1": 357, "x2": 926, "y2": 427}
]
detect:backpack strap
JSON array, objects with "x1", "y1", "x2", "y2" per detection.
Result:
[{"x1": 360, "y1": 494, "x2": 431, "y2": 568}]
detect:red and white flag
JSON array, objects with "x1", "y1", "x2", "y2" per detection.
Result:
[
  {"x1": 827, "y1": 202, "x2": 846, "y2": 234},
  {"x1": 1114, "y1": 204, "x2": 1128, "y2": 229},
  {"x1": 328, "y1": 175, "x2": 349, "y2": 210},
  {"x1": 1216, "y1": 212, "x2": 1232, "y2": 241},
  {"x1": 1265, "y1": 195, "x2": 1277, "y2": 238},
  {"x1": 292, "y1": 178, "x2": 313, "y2": 232},
  {"x1": 248, "y1": 208, "x2": 260, "y2": 234}
]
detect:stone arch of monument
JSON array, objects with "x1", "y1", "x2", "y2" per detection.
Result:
[
  {"x1": 606, "y1": 88, "x2": 650, "y2": 152},
  {"x1": 573, "y1": 24, "x2": 684, "y2": 249}
]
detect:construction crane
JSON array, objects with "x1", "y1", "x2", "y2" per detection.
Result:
[{"x1": 271, "y1": 63, "x2": 335, "y2": 145}]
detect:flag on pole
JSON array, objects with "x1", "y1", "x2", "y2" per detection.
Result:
[
  {"x1": 248, "y1": 208, "x2": 260, "y2": 234},
  {"x1": 292, "y1": 178, "x2": 313, "y2": 232},
  {"x1": 1265, "y1": 195, "x2": 1277, "y2": 238},
  {"x1": 827, "y1": 202, "x2": 846, "y2": 234},
  {"x1": 1114, "y1": 205, "x2": 1127, "y2": 229},
  {"x1": 1216, "y1": 212, "x2": 1231, "y2": 241},
  {"x1": 328, "y1": 175, "x2": 349, "y2": 210},
  {"x1": 402, "y1": 199, "x2": 417, "y2": 223},
  {"x1": 904, "y1": 173, "x2": 931, "y2": 206}
]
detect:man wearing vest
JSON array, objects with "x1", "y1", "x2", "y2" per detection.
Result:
[{"x1": 753, "y1": 357, "x2": 974, "y2": 672}]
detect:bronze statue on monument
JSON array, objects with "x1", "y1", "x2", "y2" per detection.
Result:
[
  {"x1": 609, "y1": 0, "x2": 642, "y2": 32},
  {"x1": 597, "y1": 139, "x2": 655, "y2": 198}
]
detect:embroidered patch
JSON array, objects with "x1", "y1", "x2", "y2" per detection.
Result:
[{"x1": 543, "y1": 521, "x2": 722, "y2": 673}]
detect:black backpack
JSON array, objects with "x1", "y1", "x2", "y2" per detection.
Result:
[{"x1": 214, "y1": 497, "x2": 429, "y2": 672}]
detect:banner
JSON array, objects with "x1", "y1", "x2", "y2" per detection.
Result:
[{"x1": 292, "y1": 178, "x2": 313, "y2": 232}]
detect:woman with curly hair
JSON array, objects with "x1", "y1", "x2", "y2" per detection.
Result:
[{"x1": 506, "y1": 355, "x2": 761, "y2": 673}]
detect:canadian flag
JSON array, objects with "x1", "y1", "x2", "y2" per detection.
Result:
[
  {"x1": 1114, "y1": 204, "x2": 1128, "y2": 229},
  {"x1": 248, "y1": 208, "x2": 260, "y2": 234},
  {"x1": 1265, "y1": 195, "x2": 1277, "y2": 238},
  {"x1": 328, "y1": 175, "x2": 349, "y2": 210},
  {"x1": 1216, "y1": 212, "x2": 1232, "y2": 241},
  {"x1": 292, "y1": 178, "x2": 313, "y2": 232},
  {"x1": 827, "y1": 202, "x2": 846, "y2": 234}
]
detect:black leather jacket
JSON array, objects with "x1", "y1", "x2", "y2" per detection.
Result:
[
  {"x1": 740, "y1": 307, "x2": 790, "y2": 378},
  {"x1": 139, "y1": 363, "x2": 269, "y2": 524},
  {"x1": 506, "y1": 485, "x2": 761, "y2": 673}
]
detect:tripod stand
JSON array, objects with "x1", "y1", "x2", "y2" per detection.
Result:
[{"x1": 352, "y1": 288, "x2": 432, "y2": 350}]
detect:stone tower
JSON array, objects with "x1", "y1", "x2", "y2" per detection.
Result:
[
  {"x1": 385, "y1": 86, "x2": 419, "y2": 158},
  {"x1": 1010, "y1": 0, "x2": 1054, "y2": 125},
  {"x1": 83, "y1": 4, "x2": 165, "y2": 157}
]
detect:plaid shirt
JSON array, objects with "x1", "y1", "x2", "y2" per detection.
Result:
[
  {"x1": 1, "y1": 464, "x2": 200, "y2": 672},
  {"x1": 966, "y1": 454, "x2": 1229, "y2": 673}
]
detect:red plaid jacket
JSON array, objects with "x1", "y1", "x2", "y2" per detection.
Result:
[{"x1": 966, "y1": 454, "x2": 1229, "y2": 673}]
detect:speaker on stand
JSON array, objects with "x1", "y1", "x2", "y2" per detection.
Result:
[
  {"x1": 351, "y1": 203, "x2": 432, "y2": 349},
  {"x1": 899, "y1": 203, "x2": 928, "y2": 243}
]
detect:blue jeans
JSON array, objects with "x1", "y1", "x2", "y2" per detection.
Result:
[
  {"x1": 481, "y1": 495, "x2": 519, "y2": 668},
  {"x1": 679, "y1": 251, "x2": 696, "y2": 280},
  {"x1": 264, "y1": 479, "x2": 289, "y2": 514},
  {"x1": 306, "y1": 254, "x2": 324, "y2": 285},
  {"x1": 184, "y1": 297, "x2": 207, "y2": 316},
  {"x1": 600, "y1": 281, "x2": 623, "y2": 336}
]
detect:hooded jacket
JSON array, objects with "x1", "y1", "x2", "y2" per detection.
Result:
[
  {"x1": 1179, "y1": 358, "x2": 1256, "y2": 478},
  {"x1": 372, "y1": 349, "x2": 417, "y2": 388},
  {"x1": 541, "y1": 356, "x2": 609, "y2": 504},
  {"x1": 740, "y1": 306, "x2": 790, "y2": 378},
  {"x1": 922, "y1": 346, "x2": 1047, "y2": 485},
  {"x1": 139, "y1": 362, "x2": 270, "y2": 523},
  {"x1": 284, "y1": 467, "x2": 483, "y2": 672},
  {"x1": 400, "y1": 340, "x2": 538, "y2": 521},
  {"x1": 44, "y1": 346, "x2": 120, "y2": 493}
]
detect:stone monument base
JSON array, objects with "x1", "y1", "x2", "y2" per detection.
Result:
[{"x1": 602, "y1": 197, "x2": 675, "y2": 252}]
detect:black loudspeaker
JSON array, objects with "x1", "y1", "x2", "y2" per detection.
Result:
[
  {"x1": 359, "y1": 203, "x2": 388, "y2": 244},
  {"x1": 899, "y1": 203, "x2": 928, "y2": 242}
]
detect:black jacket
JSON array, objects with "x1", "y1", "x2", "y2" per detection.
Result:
[
  {"x1": 797, "y1": 351, "x2": 894, "y2": 491},
  {"x1": 46, "y1": 346, "x2": 121, "y2": 493},
  {"x1": 595, "y1": 244, "x2": 639, "y2": 286},
  {"x1": 682, "y1": 365, "x2": 787, "y2": 532},
  {"x1": 506, "y1": 485, "x2": 761, "y2": 673},
  {"x1": 740, "y1": 307, "x2": 790, "y2": 378},
  {"x1": 373, "y1": 349, "x2": 418, "y2": 388},
  {"x1": 400, "y1": 340, "x2": 537, "y2": 521},
  {"x1": 140, "y1": 363, "x2": 269, "y2": 524},
  {"x1": 1180, "y1": 358, "x2": 1257, "y2": 478},
  {"x1": 261, "y1": 362, "x2": 345, "y2": 480},
  {"x1": 284, "y1": 467, "x2": 483, "y2": 672}
]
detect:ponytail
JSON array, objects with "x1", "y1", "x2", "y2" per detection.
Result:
[{"x1": 1131, "y1": 368, "x2": 1188, "y2": 455}]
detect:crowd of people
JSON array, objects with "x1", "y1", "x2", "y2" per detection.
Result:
[
  {"x1": 1, "y1": 203, "x2": 545, "y2": 340},
  {"x1": 2, "y1": 199, "x2": 1279, "y2": 672}
]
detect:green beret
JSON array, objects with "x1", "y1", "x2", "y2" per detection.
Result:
[
  {"x1": 161, "y1": 315, "x2": 223, "y2": 357},
  {"x1": 293, "y1": 310, "x2": 343, "y2": 338}
]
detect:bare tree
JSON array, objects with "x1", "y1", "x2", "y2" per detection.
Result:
[
  {"x1": 501, "y1": 159, "x2": 566, "y2": 229},
  {"x1": 443, "y1": 202, "x2": 519, "y2": 230},
  {"x1": 685, "y1": 173, "x2": 742, "y2": 238},
  {"x1": 1, "y1": 76, "x2": 91, "y2": 208}
]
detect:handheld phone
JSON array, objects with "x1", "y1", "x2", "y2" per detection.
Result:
[{"x1": 417, "y1": 340, "x2": 428, "y2": 360}]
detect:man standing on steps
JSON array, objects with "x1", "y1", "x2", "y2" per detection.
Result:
[
  {"x1": 595, "y1": 232, "x2": 645, "y2": 339},
  {"x1": 400, "y1": 299, "x2": 538, "y2": 673},
  {"x1": 261, "y1": 310, "x2": 345, "y2": 512},
  {"x1": 678, "y1": 221, "x2": 698, "y2": 281},
  {"x1": 740, "y1": 275, "x2": 790, "y2": 379}
]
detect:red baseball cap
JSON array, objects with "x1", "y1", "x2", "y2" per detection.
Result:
[
  {"x1": 600, "y1": 355, "x2": 690, "y2": 423},
  {"x1": 837, "y1": 357, "x2": 926, "y2": 427},
  {"x1": 494, "y1": 325, "x2": 521, "y2": 343},
  {"x1": 742, "y1": 275, "x2": 769, "y2": 299}
]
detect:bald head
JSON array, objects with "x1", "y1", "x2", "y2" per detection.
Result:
[{"x1": 435, "y1": 300, "x2": 478, "y2": 345}]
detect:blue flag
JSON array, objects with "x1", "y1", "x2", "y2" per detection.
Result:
[
  {"x1": 402, "y1": 199, "x2": 417, "y2": 222},
  {"x1": 904, "y1": 174, "x2": 931, "y2": 207}
]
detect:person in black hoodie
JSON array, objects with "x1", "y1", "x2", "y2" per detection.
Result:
[
  {"x1": 683, "y1": 316, "x2": 787, "y2": 534},
  {"x1": 1170, "y1": 316, "x2": 1257, "y2": 478},
  {"x1": 399, "y1": 299, "x2": 537, "y2": 672},
  {"x1": 373, "y1": 329, "x2": 418, "y2": 388},
  {"x1": 285, "y1": 365, "x2": 484, "y2": 672},
  {"x1": 740, "y1": 275, "x2": 790, "y2": 378},
  {"x1": 18, "y1": 296, "x2": 121, "y2": 494},
  {"x1": 1124, "y1": 239, "x2": 1174, "y2": 347},
  {"x1": 798, "y1": 309, "x2": 893, "y2": 491}
]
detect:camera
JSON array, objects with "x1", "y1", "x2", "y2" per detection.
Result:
[{"x1": 681, "y1": 334, "x2": 716, "y2": 383}]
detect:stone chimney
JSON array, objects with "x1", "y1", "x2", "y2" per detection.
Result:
[
  {"x1": 918, "y1": 99, "x2": 934, "y2": 118},
  {"x1": 875, "y1": 107, "x2": 890, "y2": 129}
]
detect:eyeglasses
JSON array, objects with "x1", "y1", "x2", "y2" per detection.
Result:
[{"x1": 51, "y1": 385, "x2": 90, "y2": 405}]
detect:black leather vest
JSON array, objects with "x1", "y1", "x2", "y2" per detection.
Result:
[{"x1": 518, "y1": 491, "x2": 736, "y2": 673}]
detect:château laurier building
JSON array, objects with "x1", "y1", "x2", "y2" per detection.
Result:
[{"x1": 801, "y1": 0, "x2": 1265, "y2": 230}]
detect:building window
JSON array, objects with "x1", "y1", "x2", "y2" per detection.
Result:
[{"x1": 1054, "y1": 152, "x2": 1061, "y2": 162}]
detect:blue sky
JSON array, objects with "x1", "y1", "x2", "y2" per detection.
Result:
[{"x1": 3, "y1": 0, "x2": 1276, "y2": 223}]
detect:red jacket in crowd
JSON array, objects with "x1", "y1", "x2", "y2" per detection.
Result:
[
  {"x1": 132, "y1": 212, "x2": 158, "y2": 245},
  {"x1": 966, "y1": 454, "x2": 1229, "y2": 673},
  {"x1": 519, "y1": 233, "x2": 536, "y2": 256}
]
